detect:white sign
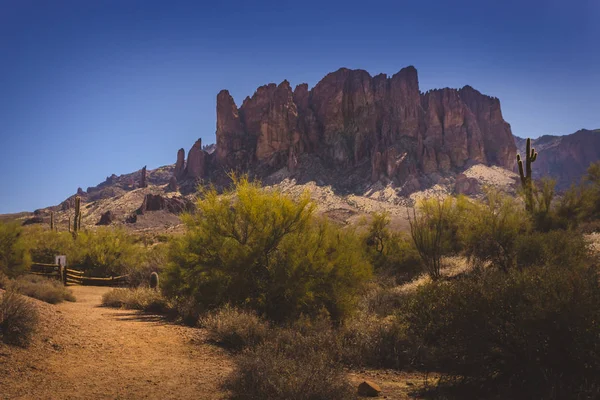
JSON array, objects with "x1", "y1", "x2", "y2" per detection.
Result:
[{"x1": 55, "y1": 255, "x2": 67, "y2": 267}]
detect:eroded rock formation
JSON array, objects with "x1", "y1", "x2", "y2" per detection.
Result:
[{"x1": 213, "y1": 66, "x2": 516, "y2": 185}]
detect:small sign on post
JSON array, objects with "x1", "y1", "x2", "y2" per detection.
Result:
[{"x1": 55, "y1": 255, "x2": 67, "y2": 286}]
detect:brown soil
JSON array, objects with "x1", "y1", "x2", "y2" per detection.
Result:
[{"x1": 0, "y1": 286, "x2": 232, "y2": 399}]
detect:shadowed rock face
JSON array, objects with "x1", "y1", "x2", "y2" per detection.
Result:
[{"x1": 214, "y1": 66, "x2": 516, "y2": 184}]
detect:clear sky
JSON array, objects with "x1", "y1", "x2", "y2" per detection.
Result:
[{"x1": 0, "y1": 0, "x2": 598, "y2": 213}]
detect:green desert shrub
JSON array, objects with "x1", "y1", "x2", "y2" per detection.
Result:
[
  {"x1": 363, "y1": 213, "x2": 423, "y2": 283},
  {"x1": 101, "y1": 287, "x2": 170, "y2": 313},
  {"x1": 70, "y1": 228, "x2": 144, "y2": 277},
  {"x1": 0, "y1": 222, "x2": 31, "y2": 277},
  {"x1": 225, "y1": 328, "x2": 356, "y2": 400},
  {"x1": 0, "y1": 290, "x2": 39, "y2": 347},
  {"x1": 339, "y1": 313, "x2": 410, "y2": 369},
  {"x1": 164, "y1": 176, "x2": 372, "y2": 323},
  {"x1": 462, "y1": 189, "x2": 530, "y2": 272},
  {"x1": 126, "y1": 243, "x2": 169, "y2": 287},
  {"x1": 408, "y1": 197, "x2": 459, "y2": 280},
  {"x1": 400, "y1": 262, "x2": 600, "y2": 399},
  {"x1": 23, "y1": 227, "x2": 74, "y2": 264},
  {"x1": 200, "y1": 305, "x2": 270, "y2": 351},
  {"x1": 515, "y1": 229, "x2": 589, "y2": 270},
  {"x1": 10, "y1": 275, "x2": 75, "y2": 304}
]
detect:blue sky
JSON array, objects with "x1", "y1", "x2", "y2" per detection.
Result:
[{"x1": 0, "y1": 0, "x2": 598, "y2": 213}]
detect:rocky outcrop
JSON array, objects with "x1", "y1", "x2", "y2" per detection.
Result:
[
  {"x1": 214, "y1": 66, "x2": 516, "y2": 187},
  {"x1": 454, "y1": 173, "x2": 481, "y2": 195},
  {"x1": 140, "y1": 166, "x2": 148, "y2": 188},
  {"x1": 166, "y1": 176, "x2": 178, "y2": 192},
  {"x1": 174, "y1": 148, "x2": 185, "y2": 178},
  {"x1": 514, "y1": 129, "x2": 600, "y2": 189},
  {"x1": 97, "y1": 210, "x2": 116, "y2": 226},
  {"x1": 137, "y1": 194, "x2": 194, "y2": 215}
]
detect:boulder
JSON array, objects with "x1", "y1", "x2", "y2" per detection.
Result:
[
  {"x1": 454, "y1": 173, "x2": 481, "y2": 196},
  {"x1": 357, "y1": 380, "x2": 381, "y2": 397}
]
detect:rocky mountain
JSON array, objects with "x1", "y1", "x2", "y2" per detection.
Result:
[
  {"x1": 14, "y1": 66, "x2": 525, "y2": 231},
  {"x1": 202, "y1": 66, "x2": 516, "y2": 193},
  {"x1": 514, "y1": 129, "x2": 600, "y2": 189}
]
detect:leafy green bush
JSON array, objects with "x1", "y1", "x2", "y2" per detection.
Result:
[
  {"x1": 0, "y1": 222, "x2": 31, "y2": 277},
  {"x1": 0, "y1": 290, "x2": 39, "y2": 347},
  {"x1": 462, "y1": 189, "x2": 530, "y2": 271},
  {"x1": 164, "y1": 177, "x2": 372, "y2": 322},
  {"x1": 11, "y1": 275, "x2": 75, "y2": 304},
  {"x1": 101, "y1": 287, "x2": 170, "y2": 313},
  {"x1": 363, "y1": 213, "x2": 423, "y2": 283},
  {"x1": 200, "y1": 305, "x2": 270, "y2": 351},
  {"x1": 408, "y1": 197, "x2": 459, "y2": 280},
  {"x1": 225, "y1": 328, "x2": 356, "y2": 400},
  {"x1": 23, "y1": 227, "x2": 74, "y2": 264},
  {"x1": 516, "y1": 229, "x2": 589, "y2": 270},
  {"x1": 400, "y1": 262, "x2": 600, "y2": 398},
  {"x1": 71, "y1": 228, "x2": 144, "y2": 277}
]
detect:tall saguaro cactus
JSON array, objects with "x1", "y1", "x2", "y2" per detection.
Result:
[
  {"x1": 50, "y1": 211, "x2": 55, "y2": 231},
  {"x1": 73, "y1": 196, "x2": 81, "y2": 235},
  {"x1": 516, "y1": 138, "x2": 537, "y2": 212}
]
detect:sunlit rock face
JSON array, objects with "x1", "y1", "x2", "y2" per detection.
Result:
[{"x1": 211, "y1": 66, "x2": 516, "y2": 185}]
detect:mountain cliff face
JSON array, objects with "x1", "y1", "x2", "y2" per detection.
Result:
[
  {"x1": 515, "y1": 129, "x2": 600, "y2": 189},
  {"x1": 198, "y1": 66, "x2": 516, "y2": 188}
]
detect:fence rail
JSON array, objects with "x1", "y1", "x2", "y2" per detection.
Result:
[{"x1": 28, "y1": 262, "x2": 129, "y2": 287}]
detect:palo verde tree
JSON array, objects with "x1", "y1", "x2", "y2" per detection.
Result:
[
  {"x1": 164, "y1": 175, "x2": 372, "y2": 322},
  {"x1": 516, "y1": 138, "x2": 538, "y2": 212},
  {"x1": 408, "y1": 197, "x2": 455, "y2": 280}
]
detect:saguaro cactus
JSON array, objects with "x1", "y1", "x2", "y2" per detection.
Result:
[
  {"x1": 149, "y1": 272, "x2": 159, "y2": 290},
  {"x1": 516, "y1": 138, "x2": 537, "y2": 212},
  {"x1": 73, "y1": 196, "x2": 81, "y2": 235},
  {"x1": 50, "y1": 211, "x2": 55, "y2": 231}
]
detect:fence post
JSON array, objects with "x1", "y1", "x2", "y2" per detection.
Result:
[{"x1": 63, "y1": 266, "x2": 68, "y2": 286}]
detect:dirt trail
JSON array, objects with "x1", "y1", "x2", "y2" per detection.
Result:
[{"x1": 0, "y1": 286, "x2": 232, "y2": 400}]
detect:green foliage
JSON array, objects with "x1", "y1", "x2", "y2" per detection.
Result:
[
  {"x1": 462, "y1": 188, "x2": 529, "y2": 272},
  {"x1": 400, "y1": 261, "x2": 600, "y2": 398},
  {"x1": 0, "y1": 290, "x2": 39, "y2": 347},
  {"x1": 515, "y1": 229, "x2": 589, "y2": 270},
  {"x1": 10, "y1": 275, "x2": 75, "y2": 304},
  {"x1": 101, "y1": 287, "x2": 170, "y2": 314},
  {"x1": 0, "y1": 222, "x2": 31, "y2": 278},
  {"x1": 363, "y1": 213, "x2": 423, "y2": 283},
  {"x1": 164, "y1": 176, "x2": 372, "y2": 322},
  {"x1": 224, "y1": 327, "x2": 356, "y2": 400},
  {"x1": 23, "y1": 227, "x2": 74, "y2": 264},
  {"x1": 70, "y1": 228, "x2": 144, "y2": 277},
  {"x1": 408, "y1": 197, "x2": 458, "y2": 280},
  {"x1": 200, "y1": 305, "x2": 270, "y2": 351}
]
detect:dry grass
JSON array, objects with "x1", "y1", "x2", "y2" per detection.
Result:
[
  {"x1": 0, "y1": 290, "x2": 39, "y2": 346},
  {"x1": 10, "y1": 275, "x2": 76, "y2": 304},
  {"x1": 101, "y1": 287, "x2": 170, "y2": 313},
  {"x1": 199, "y1": 306, "x2": 270, "y2": 351},
  {"x1": 225, "y1": 328, "x2": 356, "y2": 400}
]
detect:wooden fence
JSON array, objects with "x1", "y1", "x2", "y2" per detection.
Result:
[{"x1": 29, "y1": 262, "x2": 129, "y2": 287}]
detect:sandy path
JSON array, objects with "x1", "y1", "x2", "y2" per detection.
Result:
[{"x1": 0, "y1": 286, "x2": 232, "y2": 400}]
